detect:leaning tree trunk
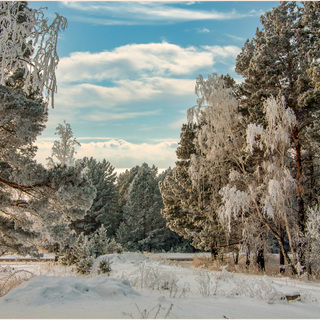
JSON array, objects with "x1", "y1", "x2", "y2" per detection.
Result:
[
  {"x1": 292, "y1": 126, "x2": 306, "y2": 273},
  {"x1": 279, "y1": 226, "x2": 285, "y2": 274}
]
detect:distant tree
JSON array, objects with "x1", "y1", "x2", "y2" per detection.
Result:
[
  {"x1": 117, "y1": 166, "x2": 140, "y2": 208},
  {"x1": 71, "y1": 157, "x2": 120, "y2": 237},
  {"x1": 47, "y1": 121, "x2": 81, "y2": 168},
  {"x1": 117, "y1": 163, "x2": 168, "y2": 252}
]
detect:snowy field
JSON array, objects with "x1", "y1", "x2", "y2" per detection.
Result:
[{"x1": 0, "y1": 252, "x2": 320, "y2": 319}]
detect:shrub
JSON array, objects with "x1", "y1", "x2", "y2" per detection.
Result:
[
  {"x1": 98, "y1": 258, "x2": 112, "y2": 275},
  {"x1": 59, "y1": 226, "x2": 122, "y2": 274}
]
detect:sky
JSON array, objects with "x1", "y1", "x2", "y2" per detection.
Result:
[{"x1": 31, "y1": 0, "x2": 279, "y2": 170}]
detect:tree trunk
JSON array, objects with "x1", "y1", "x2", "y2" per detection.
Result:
[
  {"x1": 256, "y1": 249, "x2": 265, "y2": 271},
  {"x1": 292, "y1": 126, "x2": 306, "y2": 271},
  {"x1": 234, "y1": 249, "x2": 239, "y2": 265},
  {"x1": 279, "y1": 227, "x2": 285, "y2": 274},
  {"x1": 246, "y1": 247, "x2": 251, "y2": 268},
  {"x1": 211, "y1": 241, "x2": 218, "y2": 259}
]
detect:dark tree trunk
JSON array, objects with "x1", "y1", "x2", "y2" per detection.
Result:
[
  {"x1": 246, "y1": 246, "x2": 251, "y2": 268},
  {"x1": 211, "y1": 241, "x2": 218, "y2": 260},
  {"x1": 292, "y1": 126, "x2": 306, "y2": 272},
  {"x1": 256, "y1": 249, "x2": 265, "y2": 271},
  {"x1": 279, "y1": 227, "x2": 285, "y2": 274},
  {"x1": 234, "y1": 250, "x2": 239, "y2": 265}
]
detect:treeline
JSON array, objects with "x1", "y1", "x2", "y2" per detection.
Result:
[
  {"x1": 1, "y1": 1, "x2": 320, "y2": 279},
  {"x1": 0, "y1": 2, "x2": 192, "y2": 260},
  {"x1": 160, "y1": 2, "x2": 320, "y2": 278}
]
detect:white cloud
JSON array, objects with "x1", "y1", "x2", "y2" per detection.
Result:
[
  {"x1": 55, "y1": 81, "x2": 161, "y2": 109},
  {"x1": 202, "y1": 45, "x2": 241, "y2": 59},
  {"x1": 55, "y1": 77, "x2": 195, "y2": 111},
  {"x1": 87, "y1": 109, "x2": 161, "y2": 122},
  {"x1": 56, "y1": 42, "x2": 215, "y2": 83},
  {"x1": 62, "y1": 2, "x2": 264, "y2": 25},
  {"x1": 198, "y1": 28, "x2": 210, "y2": 33},
  {"x1": 35, "y1": 137, "x2": 178, "y2": 169},
  {"x1": 52, "y1": 42, "x2": 241, "y2": 127}
]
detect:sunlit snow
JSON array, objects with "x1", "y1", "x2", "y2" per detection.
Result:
[{"x1": 1, "y1": 252, "x2": 320, "y2": 319}]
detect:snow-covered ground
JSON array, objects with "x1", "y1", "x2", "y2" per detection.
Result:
[{"x1": 0, "y1": 252, "x2": 320, "y2": 319}]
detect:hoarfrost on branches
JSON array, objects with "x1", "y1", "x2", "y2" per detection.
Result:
[
  {"x1": 218, "y1": 185, "x2": 249, "y2": 232},
  {"x1": 0, "y1": 2, "x2": 67, "y2": 107}
]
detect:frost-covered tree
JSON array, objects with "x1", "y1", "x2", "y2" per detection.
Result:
[
  {"x1": 0, "y1": 2, "x2": 96, "y2": 256},
  {"x1": 0, "y1": 1, "x2": 67, "y2": 107},
  {"x1": 47, "y1": 121, "x2": 80, "y2": 168},
  {"x1": 218, "y1": 96, "x2": 300, "y2": 274},
  {"x1": 187, "y1": 74, "x2": 246, "y2": 249},
  {"x1": 71, "y1": 157, "x2": 120, "y2": 237},
  {"x1": 35, "y1": 164, "x2": 96, "y2": 252},
  {"x1": 235, "y1": 1, "x2": 320, "y2": 270},
  {"x1": 306, "y1": 202, "x2": 320, "y2": 277},
  {"x1": 161, "y1": 75, "x2": 246, "y2": 260}
]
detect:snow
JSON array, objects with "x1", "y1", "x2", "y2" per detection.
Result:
[{"x1": 1, "y1": 252, "x2": 320, "y2": 319}]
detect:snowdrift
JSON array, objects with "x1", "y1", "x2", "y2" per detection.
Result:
[{"x1": 3, "y1": 275, "x2": 139, "y2": 306}]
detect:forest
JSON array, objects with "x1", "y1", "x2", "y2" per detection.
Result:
[{"x1": 0, "y1": 0, "x2": 320, "y2": 281}]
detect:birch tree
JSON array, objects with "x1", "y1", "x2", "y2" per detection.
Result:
[
  {"x1": 47, "y1": 121, "x2": 81, "y2": 168},
  {"x1": 0, "y1": 1, "x2": 67, "y2": 107},
  {"x1": 218, "y1": 96, "x2": 300, "y2": 274}
]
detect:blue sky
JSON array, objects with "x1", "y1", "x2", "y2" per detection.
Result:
[{"x1": 32, "y1": 1, "x2": 279, "y2": 170}]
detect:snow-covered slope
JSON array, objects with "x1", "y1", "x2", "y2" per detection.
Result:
[{"x1": 0, "y1": 252, "x2": 320, "y2": 319}]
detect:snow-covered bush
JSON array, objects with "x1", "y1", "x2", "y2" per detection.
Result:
[
  {"x1": 105, "y1": 239, "x2": 123, "y2": 254},
  {"x1": 195, "y1": 272, "x2": 212, "y2": 297},
  {"x1": 60, "y1": 226, "x2": 122, "y2": 274},
  {"x1": 0, "y1": 267, "x2": 34, "y2": 297},
  {"x1": 98, "y1": 258, "x2": 112, "y2": 275},
  {"x1": 76, "y1": 257, "x2": 94, "y2": 275},
  {"x1": 123, "y1": 262, "x2": 189, "y2": 298}
]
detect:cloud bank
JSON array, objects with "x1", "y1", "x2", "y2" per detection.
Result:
[
  {"x1": 54, "y1": 42, "x2": 241, "y2": 120},
  {"x1": 36, "y1": 137, "x2": 178, "y2": 169}
]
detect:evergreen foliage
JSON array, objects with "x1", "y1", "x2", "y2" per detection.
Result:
[
  {"x1": 117, "y1": 164, "x2": 191, "y2": 252},
  {"x1": 71, "y1": 157, "x2": 120, "y2": 237},
  {"x1": 0, "y1": 2, "x2": 97, "y2": 256},
  {"x1": 60, "y1": 225, "x2": 122, "y2": 274},
  {"x1": 117, "y1": 163, "x2": 165, "y2": 252}
]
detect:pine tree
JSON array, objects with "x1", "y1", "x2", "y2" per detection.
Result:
[
  {"x1": 0, "y1": 2, "x2": 96, "y2": 256},
  {"x1": 47, "y1": 121, "x2": 81, "y2": 168},
  {"x1": 117, "y1": 163, "x2": 167, "y2": 252},
  {"x1": 160, "y1": 124, "x2": 214, "y2": 251},
  {"x1": 117, "y1": 166, "x2": 140, "y2": 208},
  {"x1": 71, "y1": 157, "x2": 120, "y2": 237}
]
